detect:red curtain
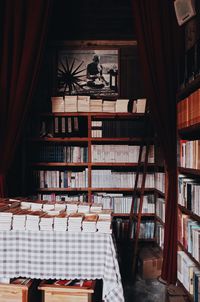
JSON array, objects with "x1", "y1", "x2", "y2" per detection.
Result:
[
  {"x1": 0, "y1": 0, "x2": 52, "y2": 197},
  {"x1": 133, "y1": 0, "x2": 182, "y2": 284}
]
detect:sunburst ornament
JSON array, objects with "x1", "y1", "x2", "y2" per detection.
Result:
[{"x1": 57, "y1": 56, "x2": 86, "y2": 96}]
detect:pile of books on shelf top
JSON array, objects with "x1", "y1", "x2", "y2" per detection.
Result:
[
  {"x1": 0, "y1": 197, "x2": 112, "y2": 234},
  {"x1": 51, "y1": 95, "x2": 147, "y2": 113}
]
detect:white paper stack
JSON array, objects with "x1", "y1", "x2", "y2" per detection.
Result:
[
  {"x1": 51, "y1": 97, "x2": 65, "y2": 113},
  {"x1": 77, "y1": 96, "x2": 90, "y2": 112},
  {"x1": 98, "y1": 210, "x2": 112, "y2": 220},
  {"x1": 30, "y1": 202, "x2": 43, "y2": 211},
  {"x1": 43, "y1": 203, "x2": 55, "y2": 212},
  {"x1": 54, "y1": 202, "x2": 66, "y2": 211},
  {"x1": 40, "y1": 214, "x2": 54, "y2": 231},
  {"x1": 90, "y1": 99, "x2": 103, "y2": 112},
  {"x1": 115, "y1": 99, "x2": 129, "y2": 113},
  {"x1": 97, "y1": 219, "x2": 112, "y2": 234},
  {"x1": 12, "y1": 210, "x2": 28, "y2": 230},
  {"x1": 90, "y1": 203, "x2": 103, "y2": 213},
  {"x1": 67, "y1": 213, "x2": 83, "y2": 232},
  {"x1": 102, "y1": 100, "x2": 116, "y2": 112},
  {"x1": 0, "y1": 208, "x2": 18, "y2": 230},
  {"x1": 26, "y1": 211, "x2": 43, "y2": 231},
  {"x1": 136, "y1": 98, "x2": 147, "y2": 113},
  {"x1": 78, "y1": 203, "x2": 90, "y2": 214},
  {"x1": 82, "y1": 214, "x2": 97, "y2": 233},
  {"x1": 64, "y1": 96, "x2": 78, "y2": 112},
  {"x1": 66, "y1": 202, "x2": 78, "y2": 214},
  {"x1": 54, "y1": 213, "x2": 68, "y2": 231},
  {"x1": 20, "y1": 201, "x2": 32, "y2": 209}
]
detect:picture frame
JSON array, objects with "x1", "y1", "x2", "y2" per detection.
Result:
[{"x1": 56, "y1": 48, "x2": 119, "y2": 98}]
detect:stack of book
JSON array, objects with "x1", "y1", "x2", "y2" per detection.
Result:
[
  {"x1": 51, "y1": 97, "x2": 65, "y2": 113},
  {"x1": 0, "y1": 208, "x2": 18, "y2": 230},
  {"x1": 65, "y1": 96, "x2": 77, "y2": 112},
  {"x1": 54, "y1": 202, "x2": 67, "y2": 211},
  {"x1": 77, "y1": 96, "x2": 90, "y2": 112},
  {"x1": 98, "y1": 210, "x2": 112, "y2": 220},
  {"x1": 78, "y1": 203, "x2": 90, "y2": 213},
  {"x1": 102, "y1": 100, "x2": 116, "y2": 112},
  {"x1": 96, "y1": 218, "x2": 112, "y2": 234},
  {"x1": 30, "y1": 201, "x2": 43, "y2": 211},
  {"x1": 66, "y1": 202, "x2": 78, "y2": 213},
  {"x1": 21, "y1": 201, "x2": 32, "y2": 209},
  {"x1": 54, "y1": 213, "x2": 68, "y2": 231},
  {"x1": 26, "y1": 211, "x2": 44, "y2": 231},
  {"x1": 43, "y1": 203, "x2": 55, "y2": 212},
  {"x1": 40, "y1": 214, "x2": 54, "y2": 231},
  {"x1": 90, "y1": 99, "x2": 103, "y2": 112},
  {"x1": 82, "y1": 214, "x2": 97, "y2": 233},
  {"x1": 12, "y1": 210, "x2": 27, "y2": 230},
  {"x1": 115, "y1": 99, "x2": 129, "y2": 113},
  {"x1": 67, "y1": 213, "x2": 83, "y2": 232},
  {"x1": 90, "y1": 203, "x2": 103, "y2": 213},
  {"x1": 135, "y1": 98, "x2": 147, "y2": 113}
]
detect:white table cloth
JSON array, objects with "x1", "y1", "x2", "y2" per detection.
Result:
[{"x1": 0, "y1": 231, "x2": 124, "y2": 302}]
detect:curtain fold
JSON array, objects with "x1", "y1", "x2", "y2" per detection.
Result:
[
  {"x1": 0, "y1": 0, "x2": 52, "y2": 197},
  {"x1": 133, "y1": 0, "x2": 182, "y2": 284}
]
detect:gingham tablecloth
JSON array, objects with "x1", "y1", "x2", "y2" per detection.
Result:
[{"x1": 0, "y1": 231, "x2": 124, "y2": 302}]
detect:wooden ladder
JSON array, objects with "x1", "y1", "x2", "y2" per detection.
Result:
[{"x1": 129, "y1": 103, "x2": 151, "y2": 276}]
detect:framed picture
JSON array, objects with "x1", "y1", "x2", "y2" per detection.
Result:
[{"x1": 57, "y1": 48, "x2": 119, "y2": 98}]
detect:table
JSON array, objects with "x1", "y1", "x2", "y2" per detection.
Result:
[{"x1": 0, "y1": 231, "x2": 124, "y2": 302}]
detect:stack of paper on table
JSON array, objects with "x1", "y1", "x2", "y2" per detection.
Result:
[
  {"x1": 98, "y1": 209, "x2": 112, "y2": 220},
  {"x1": 54, "y1": 202, "x2": 66, "y2": 211},
  {"x1": 82, "y1": 214, "x2": 97, "y2": 233},
  {"x1": 26, "y1": 211, "x2": 44, "y2": 231},
  {"x1": 66, "y1": 202, "x2": 78, "y2": 213},
  {"x1": 43, "y1": 203, "x2": 55, "y2": 212},
  {"x1": 78, "y1": 202, "x2": 90, "y2": 213},
  {"x1": 0, "y1": 208, "x2": 20, "y2": 230},
  {"x1": 90, "y1": 203, "x2": 103, "y2": 213},
  {"x1": 67, "y1": 213, "x2": 83, "y2": 232},
  {"x1": 54, "y1": 212, "x2": 68, "y2": 231},
  {"x1": 97, "y1": 218, "x2": 112, "y2": 234},
  {"x1": 40, "y1": 214, "x2": 54, "y2": 231},
  {"x1": 12, "y1": 209, "x2": 28, "y2": 230}
]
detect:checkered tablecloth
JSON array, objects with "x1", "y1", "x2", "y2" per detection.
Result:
[{"x1": 0, "y1": 231, "x2": 124, "y2": 302}]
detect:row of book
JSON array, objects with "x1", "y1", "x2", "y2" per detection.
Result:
[
  {"x1": 39, "y1": 116, "x2": 88, "y2": 138},
  {"x1": 37, "y1": 193, "x2": 87, "y2": 202},
  {"x1": 0, "y1": 202, "x2": 112, "y2": 233},
  {"x1": 51, "y1": 95, "x2": 147, "y2": 113},
  {"x1": 91, "y1": 170, "x2": 155, "y2": 188},
  {"x1": 178, "y1": 212, "x2": 200, "y2": 262},
  {"x1": 178, "y1": 175, "x2": 200, "y2": 216},
  {"x1": 112, "y1": 195, "x2": 155, "y2": 214},
  {"x1": 91, "y1": 145, "x2": 155, "y2": 163},
  {"x1": 112, "y1": 218, "x2": 155, "y2": 241},
  {"x1": 179, "y1": 140, "x2": 200, "y2": 169},
  {"x1": 156, "y1": 198, "x2": 165, "y2": 223},
  {"x1": 178, "y1": 250, "x2": 200, "y2": 298},
  {"x1": 177, "y1": 88, "x2": 200, "y2": 129},
  {"x1": 33, "y1": 169, "x2": 88, "y2": 188},
  {"x1": 155, "y1": 173, "x2": 165, "y2": 193},
  {"x1": 31, "y1": 145, "x2": 88, "y2": 163},
  {"x1": 91, "y1": 119, "x2": 147, "y2": 138}
]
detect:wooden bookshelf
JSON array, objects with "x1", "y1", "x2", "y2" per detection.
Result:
[{"x1": 177, "y1": 71, "x2": 200, "y2": 300}]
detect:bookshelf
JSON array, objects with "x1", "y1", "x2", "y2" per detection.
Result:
[
  {"x1": 177, "y1": 72, "x2": 200, "y2": 300},
  {"x1": 25, "y1": 105, "x2": 165, "y2": 243}
]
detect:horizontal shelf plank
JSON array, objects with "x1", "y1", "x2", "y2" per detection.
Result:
[
  {"x1": 178, "y1": 241, "x2": 200, "y2": 271},
  {"x1": 30, "y1": 162, "x2": 156, "y2": 168},
  {"x1": 31, "y1": 163, "x2": 88, "y2": 167},
  {"x1": 29, "y1": 138, "x2": 88, "y2": 142},
  {"x1": 29, "y1": 137, "x2": 154, "y2": 143},
  {"x1": 154, "y1": 189, "x2": 165, "y2": 197},
  {"x1": 178, "y1": 204, "x2": 200, "y2": 222},
  {"x1": 179, "y1": 167, "x2": 200, "y2": 176},
  {"x1": 178, "y1": 122, "x2": 200, "y2": 139},
  {"x1": 36, "y1": 188, "x2": 88, "y2": 192},
  {"x1": 177, "y1": 75, "x2": 200, "y2": 101},
  {"x1": 36, "y1": 187, "x2": 156, "y2": 193},
  {"x1": 113, "y1": 213, "x2": 155, "y2": 217},
  {"x1": 40, "y1": 112, "x2": 146, "y2": 118}
]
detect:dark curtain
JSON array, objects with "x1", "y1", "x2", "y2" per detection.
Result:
[
  {"x1": 0, "y1": 0, "x2": 52, "y2": 197},
  {"x1": 133, "y1": 0, "x2": 182, "y2": 284}
]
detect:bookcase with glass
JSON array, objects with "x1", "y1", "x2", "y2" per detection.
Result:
[{"x1": 25, "y1": 95, "x2": 165, "y2": 244}]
